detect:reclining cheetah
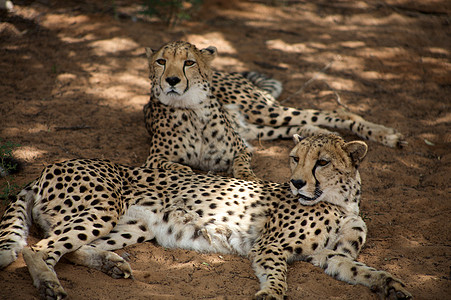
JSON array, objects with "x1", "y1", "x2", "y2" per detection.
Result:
[
  {"x1": 0, "y1": 134, "x2": 410, "y2": 299},
  {"x1": 143, "y1": 41, "x2": 403, "y2": 180}
]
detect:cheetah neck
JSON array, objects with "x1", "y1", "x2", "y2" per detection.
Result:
[
  {"x1": 322, "y1": 187, "x2": 361, "y2": 216},
  {"x1": 152, "y1": 83, "x2": 211, "y2": 109}
]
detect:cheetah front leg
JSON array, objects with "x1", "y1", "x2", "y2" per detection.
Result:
[
  {"x1": 232, "y1": 151, "x2": 260, "y2": 182},
  {"x1": 64, "y1": 209, "x2": 157, "y2": 280},
  {"x1": 22, "y1": 248, "x2": 67, "y2": 300},
  {"x1": 65, "y1": 245, "x2": 132, "y2": 279},
  {"x1": 307, "y1": 249, "x2": 411, "y2": 299},
  {"x1": 249, "y1": 240, "x2": 289, "y2": 300},
  {"x1": 307, "y1": 216, "x2": 411, "y2": 299},
  {"x1": 142, "y1": 154, "x2": 193, "y2": 173}
]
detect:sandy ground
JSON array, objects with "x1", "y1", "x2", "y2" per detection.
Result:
[{"x1": 0, "y1": 0, "x2": 450, "y2": 299}]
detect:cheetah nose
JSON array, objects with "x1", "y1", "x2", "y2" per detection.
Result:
[
  {"x1": 290, "y1": 179, "x2": 306, "y2": 189},
  {"x1": 166, "y1": 76, "x2": 181, "y2": 86}
]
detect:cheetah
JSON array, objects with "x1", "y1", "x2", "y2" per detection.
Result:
[
  {"x1": 143, "y1": 41, "x2": 404, "y2": 181},
  {"x1": 0, "y1": 134, "x2": 411, "y2": 299}
]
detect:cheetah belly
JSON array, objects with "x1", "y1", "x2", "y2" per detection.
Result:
[{"x1": 125, "y1": 205, "x2": 259, "y2": 256}]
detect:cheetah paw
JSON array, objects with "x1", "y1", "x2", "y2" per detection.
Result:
[
  {"x1": 101, "y1": 252, "x2": 133, "y2": 279},
  {"x1": 174, "y1": 164, "x2": 193, "y2": 173},
  {"x1": 382, "y1": 131, "x2": 407, "y2": 149},
  {"x1": 254, "y1": 289, "x2": 284, "y2": 300},
  {"x1": 39, "y1": 280, "x2": 67, "y2": 300},
  {"x1": 372, "y1": 276, "x2": 412, "y2": 300},
  {"x1": 386, "y1": 278, "x2": 412, "y2": 300}
]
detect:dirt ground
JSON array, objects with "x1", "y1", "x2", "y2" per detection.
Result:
[{"x1": 0, "y1": 0, "x2": 450, "y2": 299}]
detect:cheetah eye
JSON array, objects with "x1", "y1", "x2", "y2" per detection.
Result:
[
  {"x1": 316, "y1": 159, "x2": 329, "y2": 167},
  {"x1": 184, "y1": 60, "x2": 196, "y2": 67},
  {"x1": 156, "y1": 59, "x2": 166, "y2": 66},
  {"x1": 291, "y1": 156, "x2": 299, "y2": 163}
]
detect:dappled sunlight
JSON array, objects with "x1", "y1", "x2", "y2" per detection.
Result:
[
  {"x1": 266, "y1": 39, "x2": 317, "y2": 54},
  {"x1": 89, "y1": 36, "x2": 140, "y2": 56},
  {"x1": 58, "y1": 32, "x2": 101, "y2": 44},
  {"x1": 83, "y1": 65, "x2": 148, "y2": 111},
  {"x1": 13, "y1": 146, "x2": 47, "y2": 162},
  {"x1": 321, "y1": 74, "x2": 360, "y2": 92},
  {"x1": 213, "y1": 56, "x2": 246, "y2": 70},
  {"x1": 339, "y1": 41, "x2": 365, "y2": 49},
  {"x1": 426, "y1": 46, "x2": 449, "y2": 56},
  {"x1": 43, "y1": 14, "x2": 90, "y2": 29},
  {"x1": 358, "y1": 12, "x2": 414, "y2": 27},
  {"x1": 27, "y1": 124, "x2": 50, "y2": 133},
  {"x1": 187, "y1": 32, "x2": 237, "y2": 54},
  {"x1": 422, "y1": 112, "x2": 451, "y2": 126},
  {"x1": 416, "y1": 274, "x2": 442, "y2": 284}
]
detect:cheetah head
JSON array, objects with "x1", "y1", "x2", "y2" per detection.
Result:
[
  {"x1": 289, "y1": 134, "x2": 368, "y2": 211},
  {"x1": 145, "y1": 41, "x2": 217, "y2": 108}
]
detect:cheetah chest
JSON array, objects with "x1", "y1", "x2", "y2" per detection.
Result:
[{"x1": 152, "y1": 103, "x2": 240, "y2": 173}]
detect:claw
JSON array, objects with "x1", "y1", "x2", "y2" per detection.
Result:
[{"x1": 397, "y1": 140, "x2": 408, "y2": 149}]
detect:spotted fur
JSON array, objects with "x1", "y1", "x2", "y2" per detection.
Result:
[
  {"x1": 143, "y1": 41, "x2": 404, "y2": 181},
  {"x1": 0, "y1": 135, "x2": 411, "y2": 300}
]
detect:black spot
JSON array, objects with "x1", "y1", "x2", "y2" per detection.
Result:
[
  {"x1": 351, "y1": 240, "x2": 359, "y2": 252},
  {"x1": 312, "y1": 243, "x2": 318, "y2": 250},
  {"x1": 121, "y1": 233, "x2": 132, "y2": 239},
  {"x1": 163, "y1": 212, "x2": 170, "y2": 222},
  {"x1": 78, "y1": 233, "x2": 88, "y2": 241},
  {"x1": 101, "y1": 216, "x2": 112, "y2": 222}
]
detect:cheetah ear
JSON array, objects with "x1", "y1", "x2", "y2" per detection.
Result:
[
  {"x1": 145, "y1": 47, "x2": 155, "y2": 59},
  {"x1": 344, "y1": 141, "x2": 368, "y2": 167},
  {"x1": 200, "y1": 46, "x2": 217, "y2": 63},
  {"x1": 292, "y1": 134, "x2": 305, "y2": 145}
]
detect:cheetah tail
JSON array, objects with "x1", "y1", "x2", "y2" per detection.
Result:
[{"x1": 0, "y1": 181, "x2": 35, "y2": 268}]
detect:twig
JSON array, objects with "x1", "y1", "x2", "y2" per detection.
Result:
[
  {"x1": 280, "y1": 58, "x2": 336, "y2": 103},
  {"x1": 321, "y1": 80, "x2": 350, "y2": 111}
]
